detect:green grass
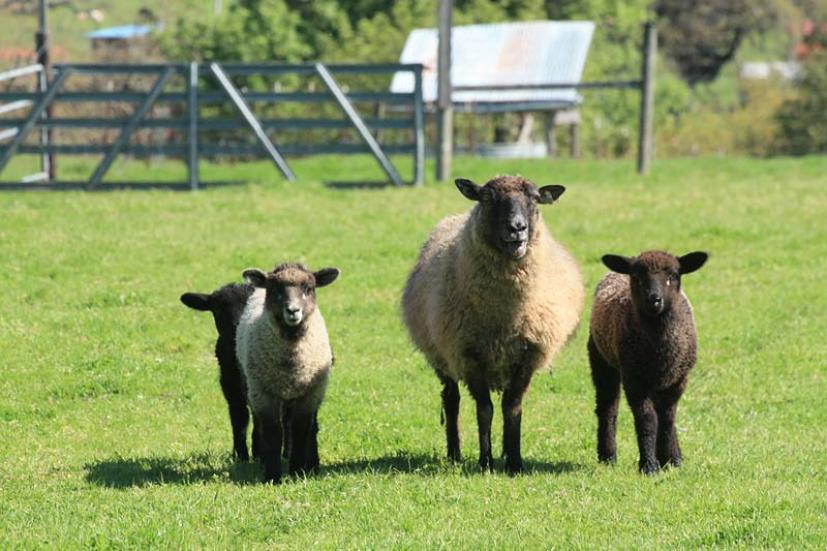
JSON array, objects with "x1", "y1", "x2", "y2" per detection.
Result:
[{"x1": 0, "y1": 155, "x2": 825, "y2": 548}]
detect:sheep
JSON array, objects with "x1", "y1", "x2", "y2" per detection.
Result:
[
  {"x1": 402, "y1": 175, "x2": 584, "y2": 473},
  {"x1": 236, "y1": 262, "x2": 340, "y2": 483},
  {"x1": 588, "y1": 250, "x2": 708, "y2": 474},
  {"x1": 180, "y1": 282, "x2": 260, "y2": 461}
]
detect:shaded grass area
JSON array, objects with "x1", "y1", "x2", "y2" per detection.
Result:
[{"x1": 0, "y1": 155, "x2": 825, "y2": 548}]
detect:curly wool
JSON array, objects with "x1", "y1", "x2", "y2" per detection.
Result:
[
  {"x1": 589, "y1": 272, "x2": 698, "y2": 389},
  {"x1": 402, "y1": 205, "x2": 584, "y2": 391},
  {"x1": 236, "y1": 288, "x2": 333, "y2": 411}
]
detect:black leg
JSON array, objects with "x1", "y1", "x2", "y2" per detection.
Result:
[
  {"x1": 288, "y1": 409, "x2": 315, "y2": 476},
  {"x1": 227, "y1": 401, "x2": 250, "y2": 462},
  {"x1": 502, "y1": 364, "x2": 534, "y2": 475},
  {"x1": 255, "y1": 409, "x2": 282, "y2": 484},
  {"x1": 466, "y1": 374, "x2": 494, "y2": 471},
  {"x1": 655, "y1": 379, "x2": 686, "y2": 468},
  {"x1": 281, "y1": 405, "x2": 293, "y2": 460},
  {"x1": 588, "y1": 337, "x2": 621, "y2": 464},
  {"x1": 306, "y1": 412, "x2": 320, "y2": 473},
  {"x1": 625, "y1": 384, "x2": 659, "y2": 475},
  {"x1": 251, "y1": 419, "x2": 262, "y2": 461},
  {"x1": 217, "y1": 340, "x2": 250, "y2": 461},
  {"x1": 439, "y1": 374, "x2": 462, "y2": 462}
]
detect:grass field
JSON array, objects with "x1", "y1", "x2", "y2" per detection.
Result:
[{"x1": 0, "y1": 155, "x2": 825, "y2": 548}]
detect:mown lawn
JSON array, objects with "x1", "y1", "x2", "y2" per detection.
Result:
[{"x1": 0, "y1": 155, "x2": 825, "y2": 548}]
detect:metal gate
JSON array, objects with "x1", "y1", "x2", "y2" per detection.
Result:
[{"x1": 0, "y1": 62, "x2": 425, "y2": 189}]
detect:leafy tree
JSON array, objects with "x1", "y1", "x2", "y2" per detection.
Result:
[
  {"x1": 160, "y1": 0, "x2": 310, "y2": 62},
  {"x1": 655, "y1": 0, "x2": 775, "y2": 86},
  {"x1": 774, "y1": 48, "x2": 827, "y2": 154}
]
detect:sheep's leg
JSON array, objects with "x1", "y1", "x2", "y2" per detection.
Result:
[
  {"x1": 306, "y1": 412, "x2": 320, "y2": 473},
  {"x1": 438, "y1": 373, "x2": 462, "y2": 462},
  {"x1": 588, "y1": 336, "x2": 621, "y2": 464},
  {"x1": 281, "y1": 405, "x2": 293, "y2": 460},
  {"x1": 251, "y1": 418, "x2": 262, "y2": 461},
  {"x1": 255, "y1": 407, "x2": 283, "y2": 484},
  {"x1": 466, "y1": 373, "x2": 494, "y2": 471},
  {"x1": 655, "y1": 379, "x2": 686, "y2": 468},
  {"x1": 502, "y1": 362, "x2": 534, "y2": 475},
  {"x1": 217, "y1": 341, "x2": 250, "y2": 461},
  {"x1": 227, "y1": 400, "x2": 250, "y2": 462},
  {"x1": 288, "y1": 410, "x2": 315, "y2": 476},
  {"x1": 625, "y1": 383, "x2": 660, "y2": 475}
]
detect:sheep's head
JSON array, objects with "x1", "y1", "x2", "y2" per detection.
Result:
[
  {"x1": 602, "y1": 250, "x2": 708, "y2": 318},
  {"x1": 181, "y1": 286, "x2": 249, "y2": 337},
  {"x1": 455, "y1": 175, "x2": 564, "y2": 260},
  {"x1": 243, "y1": 263, "x2": 340, "y2": 329}
]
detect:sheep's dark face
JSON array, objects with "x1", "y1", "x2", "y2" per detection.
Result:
[
  {"x1": 602, "y1": 251, "x2": 708, "y2": 318},
  {"x1": 243, "y1": 263, "x2": 340, "y2": 329},
  {"x1": 456, "y1": 176, "x2": 565, "y2": 260},
  {"x1": 180, "y1": 284, "x2": 251, "y2": 338}
]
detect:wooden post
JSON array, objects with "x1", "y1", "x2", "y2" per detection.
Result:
[
  {"x1": 570, "y1": 123, "x2": 580, "y2": 159},
  {"x1": 436, "y1": 0, "x2": 453, "y2": 182},
  {"x1": 545, "y1": 111, "x2": 557, "y2": 158},
  {"x1": 36, "y1": 0, "x2": 54, "y2": 180},
  {"x1": 413, "y1": 65, "x2": 425, "y2": 186},
  {"x1": 187, "y1": 62, "x2": 199, "y2": 190},
  {"x1": 637, "y1": 21, "x2": 656, "y2": 175}
]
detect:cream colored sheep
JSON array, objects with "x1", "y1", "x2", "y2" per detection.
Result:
[
  {"x1": 402, "y1": 175, "x2": 584, "y2": 473},
  {"x1": 236, "y1": 262, "x2": 339, "y2": 483}
]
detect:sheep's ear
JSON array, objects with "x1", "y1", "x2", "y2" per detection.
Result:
[
  {"x1": 602, "y1": 254, "x2": 633, "y2": 274},
  {"x1": 538, "y1": 185, "x2": 565, "y2": 204},
  {"x1": 180, "y1": 292, "x2": 211, "y2": 311},
  {"x1": 455, "y1": 178, "x2": 482, "y2": 201},
  {"x1": 314, "y1": 268, "x2": 340, "y2": 288},
  {"x1": 243, "y1": 268, "x2": 268, "y2": 288},
  {"x1": 679, "y1": 251, "x2": 708, "y2": 275}
]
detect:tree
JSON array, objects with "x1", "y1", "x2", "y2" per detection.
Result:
[
  {"x1": 160, "y1": 0, "x2": 310, "y2": 62},
  {"x1": 655, "y1": 0, "x2": 775, "y2": 85}
]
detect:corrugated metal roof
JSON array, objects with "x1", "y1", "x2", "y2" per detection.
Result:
[
  {"x1": 85, "y1": 25, "x2": 156, "y2": 40},
  {"x1": 391, "y1": 20, "x2": 594, "y2": 107}
]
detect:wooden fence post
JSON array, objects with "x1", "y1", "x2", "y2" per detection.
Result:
[
  {"x1": 436, "y1": 0, "x2": 453, "y2": 182},
  {"x1": 187, "y1": 62, "x2": 199, "y2": 190},
  {"x1": 637, "y1": 21, "x2": 656, "y2": 175},
  {"x1": 36, "y1": 0, "x2": 54, "y2": 180}
]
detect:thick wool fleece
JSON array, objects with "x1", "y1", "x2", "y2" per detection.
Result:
[
  {"x1": 589, "y1": 272, "x2": 697, "y2": 388},
  {"x1": 403, "y1": 206, "x2": 584, "y2": 391},
  {"x1": 236, "y1": 289, "x2": 333, "y2": 411}
]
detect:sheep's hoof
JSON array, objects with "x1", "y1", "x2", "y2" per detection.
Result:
[
  {"x1": 505, "y1": 458, "x2": 524, "y2": 476},
  {"x1": 447, "y1": 449, "x2": 462, "y2": 463},
  {"x1": 639, "y1": 460, "x2": 660, "y2": 475},
  {"x1": 263, "y1": 475, "x2": 282, "y2": 485},
  {"x1": 598, "y1": 454, "x2": 616, "y2": 465},
  {"x1": 662, "y1": 456, "x2": 682, "y2": 468},
  {"x1": 479, "y1": 455, "x2": 494, "y2": 472}
]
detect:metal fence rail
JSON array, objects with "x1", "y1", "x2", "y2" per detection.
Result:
[{"x1": 0, "y1": 62, "x2": 425, "y2": 189}]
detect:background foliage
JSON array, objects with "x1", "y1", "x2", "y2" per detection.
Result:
[{"x1": 1, "y1": 0, "x2": 826, "y2": 157}]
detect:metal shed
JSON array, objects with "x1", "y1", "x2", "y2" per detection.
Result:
[{"x1": 390, "y1": 20, "x2": 595, "y2": 113}]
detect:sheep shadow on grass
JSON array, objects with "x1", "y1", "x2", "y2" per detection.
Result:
[
  {"x1": 83, "y1": 452, "x2": 261, "y2": 488},
  {"x1": 84, "y1": 451, "x2": 584, "y2": 488},
  {"x1": 320, "y1": 452, "x2": 583, "y2": 478}
]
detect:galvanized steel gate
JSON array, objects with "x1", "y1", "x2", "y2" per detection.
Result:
[{"x1": 0, "y1": 62, "x2": 425, "y2": 189}]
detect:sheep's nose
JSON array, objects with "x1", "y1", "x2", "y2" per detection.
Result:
[
  {"x1": 648, "y1": 295, "x2": 663, "y2": 308},
  {"x1": 509, "y1": 218, "x2": 527, "y2": 233},
  {"x1": 286, "y1": 305, "x2": 301, "y2": 315}
]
